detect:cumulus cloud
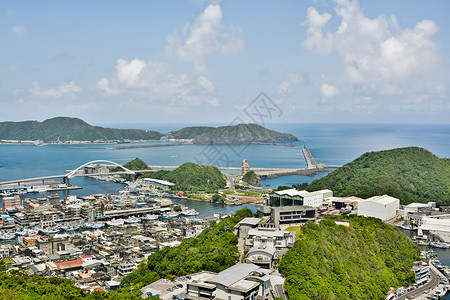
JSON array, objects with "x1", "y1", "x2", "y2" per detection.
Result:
[
  {"x1": 166, "y1": 4, "x2": 244, "y2": 73},
  {"x1": 320, "y1": 83, "x2": 339, "y2": 98},
  {"x1": 278, "y1": 72, "x2": 310, "y2": 95},
  {"x1": 11, "y1": 26, "x2": 27, "y2": 35},
  {"x1": 303, "y1": 0, "x2": 445, "y2": 99},
  {"x1": 30, "y1": 81, "x2": 81, "y2": 98},
  {"x1": 97, "y1": 58, "x2": 218, "y2": 107}
]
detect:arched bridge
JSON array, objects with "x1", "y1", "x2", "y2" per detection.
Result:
[{"x1": 66, "y1": 160, "x2": 135, "y2": 178}]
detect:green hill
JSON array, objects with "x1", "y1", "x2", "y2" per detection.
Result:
[
  {"x1": 306, "y1": 147, "x2": 450, "y2": 205},
  {"x1": 168, "y1": 126, "x2": 215, "y2": 139},
  {"x1": 121, "y1": 207, "x2": 254, "y2": 288},
  {"x1": 145, "y1": 162, "x2": 227, "y2": 191},
  {"x1": 0, "y1": 117, "x2": 163, "y2": 142},
  {"x1": 279, "y1": 217, "x2": 420, "y2": 300},
  {"x1": 190, "y1": 123, "x2": 298, "y2": 144}
]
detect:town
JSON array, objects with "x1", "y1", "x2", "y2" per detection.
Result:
[{"x1": 1, "y1": 158, "x2": 450, "y2": 300}]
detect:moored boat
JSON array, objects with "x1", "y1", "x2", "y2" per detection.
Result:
[
  {"x1": 124, "y1": 216, "x2": 141, "y2": 224},
  {"x1": 61, "y1": 224, "x2": 81, "y2": 232},
  {"x1": 106, "y1": 219, "x2": 125, "y2": 227}
]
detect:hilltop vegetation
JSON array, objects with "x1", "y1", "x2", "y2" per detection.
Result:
[
  {"x1": 306, "y1": 147, "x2": 450, "y2": 205},
  {"x1": 0, "y1": 118, "x2": 299, "y2": 144},
  {"x1": 168, "y1": 126, "x2": 215, "y2": 139},
  {"x1": 145, "y1": 162, "x2": 227, "y2": 192},
  {"x1": 279, "y1": 216, "x2": 420, "y2": 300},
  {"x1": 242, "y1": 170, "x2": 260, "y2": 186},
  {"x1": 0, "y1": 263, "x2": 147, "y2": 300},
  {"x1": 190, "y1": 123, "x2": 298, "y2": 144},
  {"x1": 122, "y1": 208, "x2": 254, "y2": 288},
  {"x1": 0, "y1": 117, "x2": 163, "y2": 142}
]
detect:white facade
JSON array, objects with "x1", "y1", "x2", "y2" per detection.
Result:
[
  {"x1": 358, "y1": 195, "x2": 399, "y2": 221},
  {"x1": 419, "y1": 215, "x2": 450, "y2": 243}
]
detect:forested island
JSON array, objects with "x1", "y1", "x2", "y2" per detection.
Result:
[
  {"x1": 0, "y1": 117, "x2": 298, "y2": 144},
  {"x1": 305, "y1": 147, "x2": 450, "y2": 205},
  {"x1": 279, "y1": 216, "x2": 421, "y2": 300},
  {"x1": 169, "y1": 123, "x2": 298, "y2": 144}
]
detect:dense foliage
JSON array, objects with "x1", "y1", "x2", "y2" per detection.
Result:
[
  {"x1": 168, "y1": 126, "x2": 215, "y2": 139},
  {"x1": 0, "y1": 117, "x2": 163, "y2": 142},
  {"x1": 0, "y1": 262, "x2": 148, "y2": 300},
  {"x1": 122, "y1": 207, "x2": 254, "y2": 288},
  {"x1": 146, "y1": 162, "x2": 227, "y2": 192},
  {"x1": 306, "y1": 147, "x2": 450, "y2": 205},
  {"x1": 242, "y1": 170, "x2": 260, "y2": 186},
  {"x1": 191, "y1": 123, "x2": 298, "y2": 144},
  {"x1": 279, "y1": 216, "x2": 421, "y2": 300}
]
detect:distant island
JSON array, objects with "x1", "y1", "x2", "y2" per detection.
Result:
[
  {"x1": 304, "y1": 147, "x2": 450, "y2": 205},
  {"x1": 0, "y1": 117, "x2": 298, "y2": 144},
  {"x1": 168, "y1": 123, "x2": 298, "y2": 144}
]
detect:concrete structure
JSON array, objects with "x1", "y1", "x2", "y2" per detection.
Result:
[
  {"x1": 418, "y1": 215, "x2": 450, "y2": 242},
  {"x1": 2, "y1": 195, "x2": 20, "y2": 213},
  {"x1": 142, "y1": 178, "x2": 175, "y2": 189},
  {"x1": 246, "y1": 247, "x2": 277, "y2": 269},
  {"x1": 403, "y1": 202, "x2": 436, "y2": 217},
  {"x1": 184, "y1": 263, "x2": 271, "y2": 300},
  {"x1": 234, "y1": 217, "x2": 262, "y2": 238},
  {"x1": 267, "y1": 189, "x2": 332, "y2": 208},
  {"x1": 270, "y1": 206, "x2": 317, "y2": 228},
  {"x1": 245, "y1": 228, "x2": 296, "y2": 256},
  {"x1": 357, "y1": 195, "x2": 400, "y2": 221},
  {"x1": 242, "y1": 159, "x2": 250, "y2": 175}
]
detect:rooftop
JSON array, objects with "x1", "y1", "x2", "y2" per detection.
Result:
[{"x1": 206, "y1": 263, "x2": 260, "y2": 287}]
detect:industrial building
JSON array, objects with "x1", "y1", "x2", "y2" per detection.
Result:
[{"x1": 357, "y1": 195, "x2": 400, "y2": 221}]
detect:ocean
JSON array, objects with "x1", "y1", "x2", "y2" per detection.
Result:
[{"x1": 1, "y1": 123, "x2": 449, "y2": 198}]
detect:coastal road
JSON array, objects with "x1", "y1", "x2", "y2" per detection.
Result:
[
  {"x1": 397, "y1": 265, "x2": 440, "y2": 300},
  {"x1": 274, "y1": 284, "x2": 287, "y2": 300}
]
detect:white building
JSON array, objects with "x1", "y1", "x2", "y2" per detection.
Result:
[
  {"x1": 419, "y1": 215, "x2": 450, "y2": 242},
  {"x1": 268, "y1": 189, "x2": 332, "y2": 208},
  {"x1": 358, "y1": 195, "x2": 400, "y2": 221},
  {"x1": 184, "y1": 263, "x2": 271, "y2": 300},
  {"x1": 245, "y1": 228, "x2": 296, "y2": 255}
]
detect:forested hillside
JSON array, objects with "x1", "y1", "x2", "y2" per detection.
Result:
[
  {"x1": 121, "y1": 208, "x2": 254, "y2": 288},
  {"x1": 0, "y1": 117, "x2": 163, "y2": 142},
  {"x1": 145, "y1": 162, "x2": 227, "y2": 191},
  {"x1": 279, "y1": 216, "x2": 421, "y2": 300},
  {"x1": 306, "y1": 147, "x2": 450, "y2": 205}
]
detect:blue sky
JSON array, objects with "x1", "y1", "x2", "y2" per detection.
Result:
[{"x1": 1, "y1": 0, "x2": 449, "y2": 125}]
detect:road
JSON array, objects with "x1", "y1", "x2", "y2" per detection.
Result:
[
  {"x1": 274, "y1": 284, "x2": 287, "y2": 300},
  {"x1": 397, "y1": 264, "x2": 441, "y2": 300}
]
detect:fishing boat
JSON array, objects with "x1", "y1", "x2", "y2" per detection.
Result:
[
  {"x1": 39, "y1": 227, "x2": 61, "y2": 235},
  {"x1": 15, "y1": 228, "x2": 39, "y2": 236},
  {"x1": 60, "y1": 224, "x2": 81, "y2": 232},
  {"x1": 82, "y1": 222, "x2": 105, "y2": 230},
  {"x1": 106, "y1": 219, "x2": 125, "y2": 227},
  {"x1": 0, "y1": 233, "x2": 16, "y2": 240},
  {"x1": 430, "y1": 242, "x2": 450, "y2": 249},
  {"x1": 141, "y1": 214, "x2": 159, "y2": 221},
  {"x1": 124, "y1": 216, "x2": 141, "y2": 224},
  {"x1": 0, "y1": 191, "x2": 13, "y2": 197},
  {"x1": 161, "y1": 212, "x2": 179, "y2": 219},
  {"x1": 181, "y1": 209, "x2": 199, "y2": 216}
]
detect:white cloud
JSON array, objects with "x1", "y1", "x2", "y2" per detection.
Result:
[
  {"x1": 278, "y1": 72, "x2": 310, "y2": 95},
  {"x1": 303, "y1": 0, "x2": 445, "y2": 100},
  {"x1": 116, "y1": 58, "x2": 146, "y2": 85},
  {"x1": 11, "y1": 26, "x2": 27, "y2": 35},
  {"x1": 166, "y1": 4, "x2": 244, "y2": 73},
  {"x1": 30, "y1": 81, "x2": 81, "y2": 98},
  {"x1": 97, "y1": 58, "x2": 218, "y2": 107},
  {"x1": 320, "y1": 83, "x2": 339, "y2": 98}
]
